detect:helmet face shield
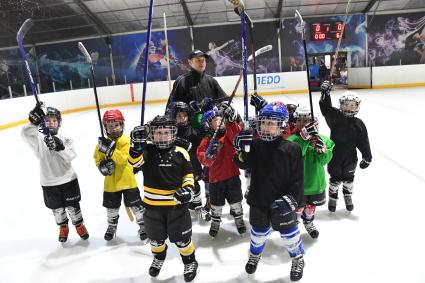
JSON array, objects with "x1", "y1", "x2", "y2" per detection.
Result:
[
  {"x1": 45, "y1": 115, "x2": 60, "y2": 135},
  {"x1": 257, "y1": 116, "x2": 286, "y2": 141},
  {"x1": 339, "y1": 91, "x2": 361, "y2": 117},
  {"x1": 151, "y1": 125, "x2": 177, "y2": 149}
]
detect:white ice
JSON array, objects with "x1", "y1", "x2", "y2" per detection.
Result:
[{"x1": 1, "y1": 87, "x2": 425, "y2": 283}]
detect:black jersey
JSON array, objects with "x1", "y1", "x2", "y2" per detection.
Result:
[
  {"x1": 128, "y1": 144, "x2": 194, "y2": 208},
  {"x1": 234, "y1": 137, "x2": 304, "y2": 209},
  {"x1": 319, "y1": 94, "x2": 372, "y2": 162},
  {"x1": 177, "y1": 125, "x2": 203, "y2": 178}
]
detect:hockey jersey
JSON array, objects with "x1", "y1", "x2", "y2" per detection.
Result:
[
  {"x1": 93, "y1": 134, "x2": 138, "y2": 193},
  {"x1": 286, "y1": 133, "x2": 335, "y2": 196},
  {"x1": 21, "y1": 124, "x2": 78, "y2": 187},
  {"x1": 128, "y1": 144, "x2": 194, "y2": 208}
]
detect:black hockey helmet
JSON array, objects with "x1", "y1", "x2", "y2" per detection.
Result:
[
  {"x1": 44, "y1": 107, "x2": 62, "y2": 135},
  {"x1": 150, "y1": 115, "x2": 178, "y2": 149}
]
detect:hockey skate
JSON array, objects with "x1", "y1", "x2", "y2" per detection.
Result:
[
  {"x1": 303, "y1": 221, "x2": 319, "y2": 239},
  {"x1": 196, "y1": 206, "x2": 211, "y2": 221},
  {"x1": 245, "y1": 252, "x2": 261, "y2": 274},
  {"x1": 328, "y1": 197, "x2": 337, "y2": 212},
  {"x1": 344, "y1": 194, "x2": 354, "y2": 211},
  {"x1": 149, "y1": 257, "x2": 165, "y2": 277},
  {"x1": 58, "y1": 225, "x2": 69, "y2": 243},
  {"x1": 76, "y1": 223, "x2": 89, "y2": 240},
  {"x1": 209, "y1": 219, "x2": 220, "y2": 238},
  {"x1": 183, "y1": 260, "x2": 199, "y2": 282},
  {"x1": 138, "y1": 224, "x2": 148, "y2": 242},
  {"x1": 234, "y1": 215, "x2": 246, "y2": 236},
  {"x1": 290, "y1": 254, "x2": 305, "y2": 282},
  {"x1": 104, "y1": 224, "x2": 117, "y2": 241}
]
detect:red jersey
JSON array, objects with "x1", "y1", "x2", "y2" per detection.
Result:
[{"x1": 197, "y1": 121, "x2": 241, "y2": 183}]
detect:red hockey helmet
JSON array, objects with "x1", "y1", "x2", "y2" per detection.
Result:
[{"x1": 103, "y1": 109, "x2": 125, "y2": 139}]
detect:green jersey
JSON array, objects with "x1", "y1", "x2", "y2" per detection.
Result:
[{"x1": 286, "y1": 134, "x2": 334, "y2": 195}]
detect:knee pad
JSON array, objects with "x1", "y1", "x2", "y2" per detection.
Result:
[
  {"x1": 107, "y1": 208, "x2": 120, "y2": 225},
  {"x1": 280, "y1": 225, "x2": 305, "y2": 257},
  {"x1": 250, "y1": 226, "x2": 271, "y2": 255},
  {"x1": 302, "y1": 205, "x2": 316, "y2": 222},
  {"x1": 65, "y1": 205, "x2": 83, "y2": 226},
  {"x1": 329, "y1": 180, "x2": 342, "y2": 194},
  {"x1": 150, "y1": 240, "x2": 167, "y2": 259},
  {"x1": 130, "y1": 205, "x2": 145, "y2": 225},
  {"x1": 52, "y1": 207, "x2": 68, "y2": 225},
  {"x1": 229, "y1": 202, "x2": 243, "y2": 217},
  {"x1": 342, "y1": 181, "x2": 354, "y2": 195},
  {"x1": 211, "y1": 205, "x2": 223, "y2": 218},
  {"x1": 176, "y1": 238, "x2": 195, "y2": 257}
]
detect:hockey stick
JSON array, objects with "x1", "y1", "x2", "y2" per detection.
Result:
[
  {"x1": 294, "y1": 10, "x2": 315, "y2": 121},
  {"x1": 163, "y1": 13, "x2": 172, "y2": 93},
  {"x1": 79, "y1": 42, "x2": 134, "y2": 222},
  {"x1": 17, "y1": 19, "x2": 50, "y2": 135},
  {"x1": 140, "y1": 0, "x2": 155, "y2": 125},
  {"x1": 329, "y1": 0, "x2": 351, "y2": 81},
  {"x1": 78, "y1": 42, "x2": 104, "y2": 138}
]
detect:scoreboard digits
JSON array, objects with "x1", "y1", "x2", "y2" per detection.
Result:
[{"x1": 310, "y1": 21, "x2": 345, "y2": 41}]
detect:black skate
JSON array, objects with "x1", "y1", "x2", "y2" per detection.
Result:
[
  {"x1": 328, "y1": 197, "x2": 337, "y2": 212},
  {"x1": 290, "y1": 254, "x2": 305, "y2": 281},
  {"x1": 344, "y1": 194, "x2": 354, "y2": 211},
  {"x1": 303, "y1": 221, "x2": 319, "y2": 239},
  {"x1": 138, "y1": 224, "x2": 148, "y2": 242},
  {"x1": 149, "y1": 257, "x2": 165, "y2": 277},
  {"x1": 234, "y1": 215, "x2": 246, "y2": 235},
  {"x1": 209, "y1": 219, "x2": 220, "y2": 238},
  {"x1": 245, "y1": 252, "x2": 261, "y2": 274},
  {"x1": 197, "y1": 207, "x2": 211, "y2": 221},
  {"x1": 104, "y1": 225, "x2": 117, "y2": 241},
  {"x1": 183, "y1": 260, "x2": 199, "y2": 282}
]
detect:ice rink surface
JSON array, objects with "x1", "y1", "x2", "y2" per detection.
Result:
[{"x1": 1, "y1": 87, "x2": 425, "y2": 283}]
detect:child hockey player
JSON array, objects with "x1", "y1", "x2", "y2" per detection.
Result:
[
  {"x1": 172, "y1": 101, "x2": 211, "y2": 221},
  {"x1": 22, "y1": 104, "x2": 89, "y2": 243},
  {"x1": 128, "y1": 115, "x2": 199, "y2": 282},
  {"x1": 319, "y1": 81, "x2": 372, "y2": 212},
  {"x1": 197, "y1": 103, "x2": 246, "y2": 238},
  {"x1": 233, "y1": 102, "x2": 305, "y2": 281},
  {"x1": 93, "y1": 109, "x2": 146, "y2": 241},
  {"x1": 286, "y1": 105, "x2": 335, "y2": 238}
]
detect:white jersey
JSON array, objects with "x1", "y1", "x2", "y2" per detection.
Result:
[{"x1": 21, "y1": 124, "x2": 78, "y2": 187}]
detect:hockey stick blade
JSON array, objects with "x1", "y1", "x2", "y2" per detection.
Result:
[
  {"x1": 17, "y1": 18, "x2": 34, "y2": 41},
  {"x1": 78, "y1": 42, "x2": 93, "y2": 65},
  {"x1": 228, "y1": 0, "x2": 244, "y2": 12},
  {"x1": 248, "y1": 45, "x2": 272, "y2": 61}
]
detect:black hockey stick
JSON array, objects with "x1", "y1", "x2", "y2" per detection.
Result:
[
  {"x1": 294, "y1": 10, "x2": 315, "y2": 121},
  {"x1": 17, "y1": 18, "x2": 51, "y2": 135},
  {"x1": 78, "y1": 42, "x2": 104, "y2": 138}
]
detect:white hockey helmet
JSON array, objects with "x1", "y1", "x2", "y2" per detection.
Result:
[{"x1": 339, "y1": 91, "x2": 361, "y2": 117}]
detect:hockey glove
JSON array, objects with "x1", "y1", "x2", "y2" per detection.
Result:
[
  {"x1": 130, "y1": 125, "x2": 150, "y2": 144},
  {"x1": 99, "y1": 159, "x2": 115, "y2": 176},
  {"x1": 250, "y1": 93, "x2": 268, "y2": 112},
  {"x1": 271, "y1": 194, "x2": 298, "y2": 216},
  {"x1": 28, "y1": 103, "x2": 45, "y2": 126},
  {"x1": 189, "y1": 100, "x2": 201, "y2": 113},
  {"x1": 205, "y1": 139, "x2": 221, "y2": 160},
  {"x1": 44, "y1": 135, "x2": 65, "y2": 151},
  {"x1": 320, "y1": 80, "x2": 332, "y2": 97},
  {"x1": 300, "y1": 121, "x2": 319, "y2": 140},
  {"x1": 310, "y1": 135, "x2": 326, "y2": 154},
  {"x1": 234, "y1": 129, "x2": 253, "y2": 152},
  {"x1": 98, "y1": 137, "x2": 116, "y2": 159},
  {"x1": 219, "y1": 103, "x2": 237, "y2": 123},
  {"x1": 175, "y1": 137, "x2": 192, "y2": 151},
  {"x1": 173, "y1": 187, "x2": 193, "y2": 204},
  {"x1": 359, "y1": 158, "x2": 371, "y2": 169}
]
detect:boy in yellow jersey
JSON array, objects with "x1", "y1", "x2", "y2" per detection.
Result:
[
  {"x1": 128, "y1": 115, "x2": 198, "y2": 282},
  {"x1": 93, "y1": 109, "x2": 146, "y2": 242}
]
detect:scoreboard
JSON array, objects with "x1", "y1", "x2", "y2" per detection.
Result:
[{"x1": 310, "y1": 22, "x2": 345, "y2": 41}]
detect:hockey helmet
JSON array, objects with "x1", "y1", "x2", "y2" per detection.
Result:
[
  {"x1": 339, "y1": 91, "x2": 361, "y2": 117},
  {"x1": 150, "y1": 115, "x2": 177, "y2": 149},
  {"x1": 257, "y1": 102, "x2": 288, "y2": 141},
  {"x1": 103, "y1": 109, "x2": 125, "y2": 139}
]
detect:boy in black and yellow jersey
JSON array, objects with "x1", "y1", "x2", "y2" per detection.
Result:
[
  {"x1": 128, "y1": 115, "x2": 199, "y2": 283},
  {"x1": 94, "y1": 109, "x2": 147, "y2": 242}
]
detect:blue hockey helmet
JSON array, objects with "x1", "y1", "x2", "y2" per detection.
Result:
[
  {"x1": 257, "y1": 102, "x2": 288, "y2": 141},
  {"x1": 201, "y1": 106, "x2": 224, "y2": 135}
]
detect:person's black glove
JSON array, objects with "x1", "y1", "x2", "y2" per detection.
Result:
[
  {"x1": 320, "y1": 80, "x2": 332, "y2": 100},
  {"x1": 44, "y1": 135, "x2": 65, "y2": 151},
  {"x1": 28, "y1": 103, "x2": 45, "y2": 126},
  {"x1": 234, "y1": 129, "x2": 253, "y2": 152},
  {"x1": 99, "y1": 159, "x2": 115, "y2": 176},
  {"x1": 98, "y1": 137, "x2": 116, "y2": 159},
  {"x1": 359, "y1": 158, "x2": 371, "y2": 169},
  {"x1": 173, "y1": 187, "x2": 193, "y2": 204},
  {"x1": 219, "y1": 103, "x2": 237, "y2": 123},
  {"x1": 300, "y1": 121, "x2": 319, "y2": 140},
  {"x1": 250, "y1": 93, "x2": 268, "y2": 112}
]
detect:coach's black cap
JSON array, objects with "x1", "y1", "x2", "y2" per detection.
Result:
[{"x1": 188, "y1": 49, "x2": 210, "y2": 59}]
